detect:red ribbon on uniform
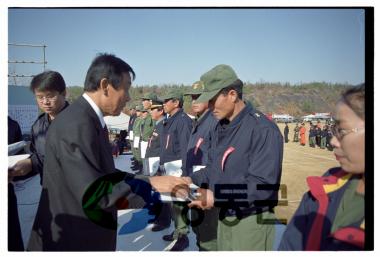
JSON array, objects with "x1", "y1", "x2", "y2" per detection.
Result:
[
  {"x1": 193, "y1": 137, "x2": 204, "y2": 155},
  {"x1": 221, "y1": 146, "x2": 235, "y2": 172},
  {"x1": 165, "y1": 134, "x2": 170, "y2": 149}
]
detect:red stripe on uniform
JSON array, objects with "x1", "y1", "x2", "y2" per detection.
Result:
[
  {"x1": 193, "y1": 137, "x2": 204, "y2": 155},
  {"x1": 221, "y1": 146, "x2": 235, "y2": 172}
]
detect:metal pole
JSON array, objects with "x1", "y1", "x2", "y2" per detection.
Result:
[{"x1": 43, "y1": 45, "x2": 46, "y2": 70}]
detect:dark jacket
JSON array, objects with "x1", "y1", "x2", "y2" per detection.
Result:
[
  {"x1": 8, "y1": 116, "x2": 22, "y2": 144},
  {"x1": 128, "y1": 113, "x2": 137, "y2": 132},
  {"x1": 145, "y1": 118, "x2": 164, "y2": 158},
  {"x1": 190, "y1": 102, "x2": 283, "y2": 217},
  {"x1": 27, "y1": 96, "x2": 152, "y2": 251},
  {"x1": 159, "y1": 109, "x2": 192, "y2": 166},
  {"x1": 29, "y1": 102, "x2": 69, "y2": 182},
  {"x1": 279, "y1": 168, "x2": 364, "y2": 250},
  {"x1": 184, "y1": 110, "x2": 218, "y2": 176}
]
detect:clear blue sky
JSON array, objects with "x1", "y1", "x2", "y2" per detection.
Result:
[{"x1": 8, "y1": 8, "x2": 365, "y2": 87}]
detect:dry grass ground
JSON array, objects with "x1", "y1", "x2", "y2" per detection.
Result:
[{"x1": 274, "y1": 122, "x2": 339, "y2": 224}]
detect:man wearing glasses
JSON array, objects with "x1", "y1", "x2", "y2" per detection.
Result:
[{"x1": 9, "y1": 70, "x2": 69, "y2": 184}]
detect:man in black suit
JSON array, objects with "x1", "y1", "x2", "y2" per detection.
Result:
[{"x1": 27, "y1": 53, "x2": 189, "y2": 251}]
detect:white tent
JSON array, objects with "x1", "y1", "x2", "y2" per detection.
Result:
[{"x1": 104, "y1": 112, "x2": 130, "y2": 131}]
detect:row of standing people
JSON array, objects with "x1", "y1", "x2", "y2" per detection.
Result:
[
  {"x1": 284, "y1": 122, "x2": 334, "y2": 150},
  {"x1": 126, "y1": 65, "x2": 284, "y2": 251}
]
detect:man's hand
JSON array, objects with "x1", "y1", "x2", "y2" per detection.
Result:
[
  {"x1": 188, "y1": 188, "x2": 214, "y2": 210},
  {"x1": 8, "y1": 159, "x2": 32, "y2": 181},
  {"x1": 149, "y1": 176, "x2": 190, "y2": 197}
]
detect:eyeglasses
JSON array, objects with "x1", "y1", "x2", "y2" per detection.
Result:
[
  {"x1": 331, "y1": 124, "x2": 364, "y2": 140},
  {"x1": 35, "y1": 94, "x2": 59, "y2": 103}
]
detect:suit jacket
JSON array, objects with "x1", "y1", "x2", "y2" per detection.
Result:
[{"x1": 27, "y1": 96, "x2": 151, "y2": 251}]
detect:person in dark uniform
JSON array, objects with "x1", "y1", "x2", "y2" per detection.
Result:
[
  {"x1": 9, "y1": 71, "x2": 69, "y2": 184},
  {"x1": 127, "y1": 106, "x2": 136, "y2": 152},
  {"x1": 186, "y1": 64, "x2": 284, "y2": 250},
  {"x1": 284, "y1": 122, "x2": 289, "y2": 143},
  {"x1": 160, "y1": 91, "x2": 193, "y2": 251},
  {"x1": 140, "y1": 93, "x2": 156, "y2": 165},
  {"x1": 144, "y1": 101, "x2": 172, "y2": 232},
  {"x1": 131, "y1": 105, "x2": 144, "y2": 171},
  {"x1": 128, "y1": 106, "x2": 137, "y2": 133},
  {"x1": 293, "y1": 123, "x2": 300, "y2": 142},
  {"x1": 8, "y1": 116, "x2": 24, "y2": 251},
  {"x1": 309, "y1": 124, "x2": 316, "y2": 148},
  {"x1": 183, "y1": 81, "x2": 219, "y2": 251},
  {"x1": 320, "y1": 125, "x2": 328, "y2": 149}
]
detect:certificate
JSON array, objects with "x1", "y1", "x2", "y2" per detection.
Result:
[
  {"x1": 143, "y1": 157, "x2": 160, "y2": 176},
  {"x1": 8, "y1": 154, "x2": 30, "y2": 169},
  {"x1": 163, "y1": 159, "x2": 182, "y2": 177},
  {"x1": 133, "y1": 136, "x2": 140, "y2": 148},
  {"x1": 140, "y1": 141, "x2": 148, "y2": 158}
]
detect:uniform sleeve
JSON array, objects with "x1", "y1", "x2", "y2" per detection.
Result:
[
  {"x1": 278, "y1": 192, "x2": 311, "y2": 250},
  {"x1": 141, "y1": 116, "x2": 154, "y2": 141},
  {"x1": 30, "y1": 124, "x2": 43, "y2": 175},
  {"x1": 178, "y1": 117, "x2": 192, "y2": 170},
  {"x1": 245, "y1": 126, "x2": 283, "y2": 206}
]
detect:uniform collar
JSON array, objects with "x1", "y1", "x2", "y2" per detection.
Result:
[
  {"x1": 82, "y1": 93, "x2": 106, "y2": 128},
  {"x1": 219, "y1": 101, "x2": 252, "y2": 129}
]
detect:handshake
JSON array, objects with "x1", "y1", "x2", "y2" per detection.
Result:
[{"x1": 148, "y1": 176, "x2": 214, "y2": 210}]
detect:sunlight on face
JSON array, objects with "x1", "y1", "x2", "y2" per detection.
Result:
[{"x1": 330, "y1": 101, "x2": 365, "y2": 173}]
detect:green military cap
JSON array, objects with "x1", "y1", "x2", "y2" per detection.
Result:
[
  {"x1": 194, "y1": 64, "x2": 239, "y2": 104},
  {"x1": 151, "y1": 97, "x2": 163, "y2": 105},
  {"x1": 150, "y1": 103, "x2": 163, "y2": 110},
  {"x1": 141, "y1": 92, "x2": 158, "y2": 101},
  {"x1": 184, "y1": 81, "x2": 205, "y2": 96},
  {"x1": 135, "y1": 104, "x2": 144, "y2": 112},
  {"x1": 162, "y1": 90, "x2": 183, "y2": 102}
]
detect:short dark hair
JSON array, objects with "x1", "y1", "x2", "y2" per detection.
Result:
[
  {"x1": 341, "y1": 83, "x2": 365, "y2": 120},
  {"x1": 175, "y1": 98, "x2": 184, "y2": 108},
  {"x1": 30, "y1": 70, "x2": 66, "y2": 93},
  {"x1": 84, "y1": 53, "x2": 135, "y2": 92},
  {"x1": 219, "y1": 79, "x2": 243, "y2": 99}
]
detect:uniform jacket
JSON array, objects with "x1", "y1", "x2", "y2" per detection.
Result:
[
  {"x1": 27, "y1": 96, "x2": 152, "y2": 251},
  {"x1": 140, "y1": 114, "x2": 155, "y2": 142},
  {"x1": 159, "y1": 109, "x2": 192, "y2": 166},
  {"x1": 184, "y1": 110, "x2": 218, "y2": 176},
  {"x1": 278, "y1": 167, "x2": 365, "y2": 250},
  {"x1": 30, "y1": 102, "x2": 69, "y2": 182},
  {"x1": 190, "y1": 102, "x2": 283, "y2": 217},
  {"x1": 145, "y1": 118, "x2": 164, "y2": 158}
]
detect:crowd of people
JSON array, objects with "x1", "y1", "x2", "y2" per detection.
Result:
[
  {"x1": 8, "y1": 53, "x2": 366, "y2": 251},
  {"x1": 284, "y1": 121, "x2": 335, "y2": 151}
]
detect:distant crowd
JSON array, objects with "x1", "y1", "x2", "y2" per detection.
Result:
[{"x1": 283, "y1": 121, "x2": 335, "y2": 151}]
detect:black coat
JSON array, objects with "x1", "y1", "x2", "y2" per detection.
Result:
[
  {"x1": 159, "y1": 109, "x2": 192, "y2": 166},
  {"x1": 27, "y1": 96, "x2": 152, "y2": 251},
  {"x1": 8, "y1": 116, "x2": 22, "y2": 144},
  {"x1": 145, "y1": 118, "x2": 164, "y2": 158},
  {"x1": 29, "y1": 102, "x2": 69, "y2": 182},
  {"x1": 184, "y1": 110, "x2": 218, "y2": 176}
]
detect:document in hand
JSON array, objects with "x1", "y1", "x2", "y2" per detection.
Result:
[
  {"x1": 140, "y1": 141, "x2": 148, "y2": 159},
  {"x1": 159, "y1": 183, "x2": 199, "y2": 202},
  {"x1": 8, "y1": 154, "x2": 30, "y2": 169},
  {"x1": 163, "y1": 159, "x2": 182, "y2": 177},
  {"x1": 143, "y1": 157, "x2": 160, "y2": 176},
  {"x1": 133, "y1": 136, "x2": 140, "y2": 148}
]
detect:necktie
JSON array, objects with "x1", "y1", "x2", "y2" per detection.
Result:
[{"x1": 103, "y1": 125, "x2": 109, "y2": 140}]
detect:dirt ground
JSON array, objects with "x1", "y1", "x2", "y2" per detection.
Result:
[{"x1": 274, "y1": 122, "x2": 339, "y2": 224}]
